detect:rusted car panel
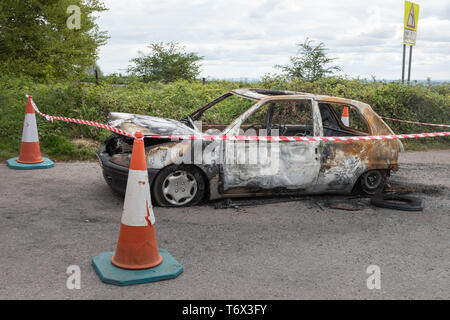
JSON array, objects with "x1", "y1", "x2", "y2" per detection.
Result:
[
  {"x1": 98, "y1": 89, "x2": 403, "y2": 206},
  {"x1": 313, "y1": 96, "x2": 401, "y2": 194}
]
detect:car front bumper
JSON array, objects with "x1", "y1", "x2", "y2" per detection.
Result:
[{"x1": 97, "y1": 147, "x2": 160, "y2": 196}]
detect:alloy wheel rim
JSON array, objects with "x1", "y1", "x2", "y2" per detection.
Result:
[{"x1": 162, "y1": 170, "x2": 198, "y2": 205}]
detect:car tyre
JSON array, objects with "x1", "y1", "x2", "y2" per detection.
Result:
[
  {"x1": 152, "y1": 165, "x2": 206, "y2": 207},
  {"x1": 370, "y1": 194, "x2": 424, "y2": 211}
]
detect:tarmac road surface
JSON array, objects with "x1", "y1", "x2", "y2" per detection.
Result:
[{"x1": 0, "y1": 150, "x2": 449, "y2": 299}]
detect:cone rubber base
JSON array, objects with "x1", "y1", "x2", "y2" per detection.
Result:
[
  {"x1": 6, "y1": 157, "x2": 54, "y2": 170},
  {"x1": 92, "y1": 249, "x2": 183, "y2": 286}
]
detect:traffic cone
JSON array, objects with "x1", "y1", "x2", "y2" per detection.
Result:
[
  {"x1": 92, "y1": 132, "x2": 183, "y2": 286},
  {"x1": 6, "y1": 96, "x2": 54, "y2": 170},
  {"x1": 111, "y1": 131, "x2": 162, "y2": 269},
  {"x1": 341, "y1": 106, "x2": 350, "y2": 127}
]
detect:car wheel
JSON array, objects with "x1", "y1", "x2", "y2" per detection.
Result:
[
  {"x1": 152, "y1": 165, "x2": 206, "y2": 207},
  {"x1": 360, "y1": 170, "x2": 387, "y2": 195}
]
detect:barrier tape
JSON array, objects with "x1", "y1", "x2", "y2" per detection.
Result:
[
  {"x1": 381, "y1": 116, "x2": 450, "y2": 128},
  {"x1": 27, "y1": 95, "x2": 450, "y2": 142},
  {"x1": 27, "y1": 95, "x2": 134, "y2": 138}
]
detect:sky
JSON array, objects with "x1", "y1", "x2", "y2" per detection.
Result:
[{"x1": 95, "y1": 0, "x2": 450, "y2": 80}]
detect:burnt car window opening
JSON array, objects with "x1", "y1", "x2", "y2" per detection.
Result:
[
  {"x1": 191, "y1": 94, "x2": 255, "y2": 126},
  {"x1": 238, "y1": 104, "x2": 270, "y2": 136},
  {"x1": 268, "y1": 100, "x2": 314, "y2": 136},
  {"x1": 319, "y1": 103, "x2": 369, "y2": 136},
  {"x1": 250, "y1": 89, "x2": 297, "y2": 96},
  {"x1": 330, "y1": 104, "x2": 370, "y2": 134}
]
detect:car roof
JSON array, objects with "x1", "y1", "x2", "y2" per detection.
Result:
[
  {"x1": 231, "y1": 88, "x2": 362, "y2": 106},
  {"x1": 231, "y1": 88, "x2": 302, "y2": 100}
]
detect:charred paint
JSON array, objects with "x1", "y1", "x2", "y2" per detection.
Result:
[{"x1": 107, "y1": 112, "x2": 197, "y2": 136}]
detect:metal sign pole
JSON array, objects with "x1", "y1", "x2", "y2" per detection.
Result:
[
  {"x1": 402, "y1": 44, "x2": 406, "y2": 84},
  {"x1": 407, "y1": 45, "x2": 413, "y2": 83}
]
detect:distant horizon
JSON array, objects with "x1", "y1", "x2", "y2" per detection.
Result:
[{"x1": 97, "y1": 72, "x2": 450, "y2": 83}]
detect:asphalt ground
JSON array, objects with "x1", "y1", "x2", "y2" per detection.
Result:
[{"x1": 0, "y1": 150, "x2": 449, "y2": 299}]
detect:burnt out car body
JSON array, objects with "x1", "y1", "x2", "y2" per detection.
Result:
[{"x1": 98, "y1": 89, "x2": 403, "y2": 206}]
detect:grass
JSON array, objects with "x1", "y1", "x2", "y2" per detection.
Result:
[{"x1": 401, "y1": 137, "x2": 450, "y2": 152}]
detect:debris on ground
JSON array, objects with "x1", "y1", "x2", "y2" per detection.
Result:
[
  {"x1": 386, "y1": 183, "x2": 443, "y2": 196},
  {"x1": 330, "y1": 205, "x2": 361, "y2": 211},
  {"x1": 319, "y1": 196, "x2": 370, "y2": 211},
  {"x1": 212, "y1": 195, "x2": 317, "y2": 209},
  {"x1": 209, "y1": 178, "x2": 438, "y2": 212},
  {"x1": 213, "y1": 199, "x2": 240, "y2": 209}
]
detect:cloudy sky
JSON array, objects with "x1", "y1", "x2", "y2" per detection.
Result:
[{"x1": 95, "y1": 0, "x2": 450, "y2": 80}]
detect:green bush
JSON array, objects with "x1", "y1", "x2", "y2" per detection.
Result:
[{"x1": 0, "y1": 75, "x2": 448, "y2": 160}]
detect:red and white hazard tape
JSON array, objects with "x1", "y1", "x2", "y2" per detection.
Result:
[
  {"x1": 27, "y1": 95, "x2": 450, "y2": 142},
  {"x1": 27, "y1": 95, "x2": 134, "y2": 138},
  {"x1": 144, "y1": 132, "x2": 450, "y2": 142},
  {"x1": 381, "y1": 116, "x2": 450, "y2": 128}
]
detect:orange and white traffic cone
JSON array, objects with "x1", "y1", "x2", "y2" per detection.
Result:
[
  {"x1": 92, "y1": 131, "x2": 183, "y2": 285},
  {"x1": 7, "y1": 96, "x2": 54, "y2": 169},
  {"x1": 341, "y1": 106, "x2": 350, "y2": 127},
  {"x1": 111, "y1": 131, "x2": 162, "y2": 269}
]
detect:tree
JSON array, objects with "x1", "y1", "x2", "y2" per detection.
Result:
[
  {"x1": 276, "y1": 38, "x2": 341, "y2": 81},
  {"x1": 0, "y1": 0, "x2": 108, "y2": 80},
  {"x1": 128, "y1": 42, "x2": 203, "y2": 83},
  {"x1": 86, "y1": 63, "x2": 103, "y2": 77}
]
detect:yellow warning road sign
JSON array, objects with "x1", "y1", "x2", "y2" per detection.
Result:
[{"x1": 403, "y1": 1, "x2": 420, "y2": 46}]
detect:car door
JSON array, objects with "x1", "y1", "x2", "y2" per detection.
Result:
[
  {"x1": 221, "y1": 98, "x2": 321, "y2": 193},
  {"x1": 314, "y1": 102, "x2": 373, "y2": 193}
]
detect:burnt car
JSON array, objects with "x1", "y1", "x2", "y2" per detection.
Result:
[{"x1": 98, "y1": 89, "x2": 404, "y2": 206}]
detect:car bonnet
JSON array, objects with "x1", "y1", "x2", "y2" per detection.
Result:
[{"x1": 107, "y1": 112, "x2": 199, "y2": 136}]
